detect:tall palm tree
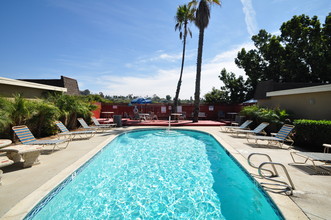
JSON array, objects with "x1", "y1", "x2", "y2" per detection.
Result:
[
  {"x1": 173, "y1": 4, "x2": 195, "y2": 113},
  {"x1": 190, "y1": 0, "x2": 221, "y2": 122}
]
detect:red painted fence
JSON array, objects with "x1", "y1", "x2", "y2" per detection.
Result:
[{"x1": 92, "y1": 102, "x2": 243, "y2": 121}]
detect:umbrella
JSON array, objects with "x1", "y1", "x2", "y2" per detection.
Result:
[
  {"x1": 130, "y1": 98, "x2": 152, "y2": 113},
  {"x1": 242, "y1": 99, "x2": 258, "y2": 105},
  {"x1": 130, "y1": 98, "x2": 152, "y2": 104}
]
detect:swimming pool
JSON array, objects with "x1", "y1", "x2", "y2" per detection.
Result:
[{"x1": 25, "y1": 129, "x2": 284, "y2": 219}]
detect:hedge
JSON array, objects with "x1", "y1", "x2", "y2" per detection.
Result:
[{"x1": 293, "y1": 119, "x2": 331, "y2": 151}]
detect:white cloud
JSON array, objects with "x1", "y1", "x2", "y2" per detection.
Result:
[
  {"x1": 88, "y1": 42, "x2": 255, "y2": 99},
  {"x1": 240, "y1": 0, "x2": 258, "y2": 36},
  {"x1": 128, "y1": 52, "x2": 188, "y2": 66}
]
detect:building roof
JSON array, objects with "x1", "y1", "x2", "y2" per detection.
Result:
[
  {"x1": 254, "y1": 80, "x2": 325, "y2": 99},
  {"x1": 19, "y1": 75, "x2": 80, "y2": 95},
  {"x1": 0, "y1": 77, "x2": 67, "y2": 92},
  {"x1": 267, "y1": 84, "x2": 331, "y2": 97}
]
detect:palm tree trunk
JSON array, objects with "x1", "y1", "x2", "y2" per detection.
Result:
[
  {"x1": 193, "y1": 27, "x2": 205, "y2": 122},
  {"x1": 174, "y1": 24, "x2": 188, "y2": 113}
]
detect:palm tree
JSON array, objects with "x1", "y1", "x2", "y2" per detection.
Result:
[
  {"x1": 173, "y1": 4, "x2": 195, "y2": 113},
  {"x1": 190, "y1": 0, "x2": 221, "y2": 122}
]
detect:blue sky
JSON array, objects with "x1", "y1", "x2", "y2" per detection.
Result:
[{"x1": 1, "y1": 0, "x2": 330, "y2": 99}]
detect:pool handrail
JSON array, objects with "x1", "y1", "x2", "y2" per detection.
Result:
[{"x1": 248, "y1": 153, "x2": 295, "y2": 195}]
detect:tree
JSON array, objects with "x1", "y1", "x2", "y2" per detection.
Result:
[
  {"x1": 190, "y1": 0, "x2": 221, "y2": 122},
  {"x1": 80, "y1": 89, "x2": 91, "y2": 95},
  {"x1": 173, "y1": 4, "x2": 195, "y2": 113},
  {"x1": 0, "y1": 97, "x2": 12, "y2": 131},
  {"x1": 219, "y1": 68, "x2": 248, "y2": 103},
  {"x1": 28, "y1": 101, "x2": 61, "y2": 137},
  {"x1": 235, "y1": 14, "x2": 331, "y2": 95},
  {"x1": 166, "y1": 95, "x2": 172, "y2": 102},
  {"x1": 204, "y1": 87, "x2": 228, "y2": 103},
  {"x1": 47, "y1": 94, "x2": 94, "y2": 129}
]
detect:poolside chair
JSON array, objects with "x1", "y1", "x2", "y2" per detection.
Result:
[
  {"x1": 91, "y1": 117, "x2": 116, "y2": 128},
  {"x1": 290, "y1": 151, "x2": 331, "y2": 175},
  {"x1": 77, "y1": 118, "x2": 107, "y2": 132},
  {"x1": 232, "y1": 122, "x2": 269, "y2": 137},
  {"x1": 0, "y1": 157, "x2": 14, "y2": 185},
  {"x1": 0, "y1": 144, "x2": 43, "y2": 168},
  {"x1": 147, "y1": 112, "x2": 158, "y2": 121},
  {"x1": 247, "y1": 124, "x2": 295, "y2": 148},
  {"x1": 55, "y1": 121, "x2": 96, "y2": 140},
  {"x1": 221, "y1": 120, "x2": 253, "y2": 132},
  {"x1": 12, "y1": 125, "x2": 69, "y2": 153}
]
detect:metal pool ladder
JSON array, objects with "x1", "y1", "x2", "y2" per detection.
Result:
[{"x1": 248, "y1": 153, "x2": 295, "y2": 195}]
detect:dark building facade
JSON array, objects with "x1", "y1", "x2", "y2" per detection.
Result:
[{"x1": 20, "y1": 76, "x2": 80, "y2": 95}]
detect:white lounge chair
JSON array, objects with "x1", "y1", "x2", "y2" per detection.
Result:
[
  {"x1": 91, "y1": 117, "x2": 116, "y2": 128},
  {"x1": 77, "y1": 118, "x2": 107, "y2": 132},
  {"x1": 55, "y1": 121, "x2": 96, "y2": 140},
  {"x1": 232, "y1": 122, "x2": 269, "y2": 137},
  {"x1": 290, "y1": 151, "x2": 331, "y2": 175},
  {"x1": 221, "y1": 120, "x2": 253, "y2": 132},
  {"x1": 247, "y1": 124, "x2": 295, "y2": 148}
]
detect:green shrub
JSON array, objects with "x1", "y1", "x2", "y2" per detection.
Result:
[
  {"x1": 27, "y1": 101, "x2": 61, "y2": 138},
  {"x1": 0, "y1": 93, "x2": 97, "y2": 140},
  {"x1": 0, "y1": 97, "x2": 12, "y2": 133},
  {"x1": 46, "y1": 93, "x2": 96, "y2": 129},
  {"x1": 240, "y1": 105, "x2": 291, "y2": 133},
  {"x1": 293, "y1": 119, "x2": 331, "y2": 151}
]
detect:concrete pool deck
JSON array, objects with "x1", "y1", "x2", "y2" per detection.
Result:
[{"x1": 0, "y1": 126, "x2": 330, "y2": 219}]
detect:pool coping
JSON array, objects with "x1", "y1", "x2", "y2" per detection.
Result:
[{"x1": 2, "y1": 126, "x2": 307, "y2": 219}]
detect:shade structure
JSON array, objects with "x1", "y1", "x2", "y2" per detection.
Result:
[{"x1": 130, "y1": 98, "x2": 152, "y2": 104}]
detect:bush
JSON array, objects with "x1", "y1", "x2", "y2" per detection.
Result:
[
  {"x1": 0, "y1": 93, "x2": 97, "y2": 140},
  {"x1": 46, "y1": 94, "x2": 96, "y2": 129},
  {"x1": 293, "y1": 119, "x2": 331, "y2": 151},
  {"x1": 240, "y1": 105, "x2": 291, "y2": 133},
  {"x1": 27, "y1": 101, "x2": 61, "y2": 138}
]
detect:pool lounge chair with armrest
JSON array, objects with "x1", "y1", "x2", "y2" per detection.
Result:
[
  {"x1": 0, "y1": 144, "x2": 43, "y2": 168},
  {"x1": 247, "y1": 124, "x2": 295, "y2": 148},
  {"x1": 77, "y1": 118, "x2": 107, "y2": 132},
  {"x1": 91, "y1": 117, "x2": 116, "y2": 128},
  {"x1": 232, "y1": 122, "x2": 269, "y2": 137},
  {"x1": 55, "y1": 121, "x2": 96, "y2": 140},
  {"x1": 12, "y1": 125, "x2": 69, "y2": 153},
  {"x1": 221, "y1": 120, "x2": 253, "y2": 132}
]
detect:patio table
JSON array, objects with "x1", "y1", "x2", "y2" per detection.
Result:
[
  {"x1": 171, "y1": 113, "x2": 182, "y2": 122},
  {"x1": 139, "y1": 113, "x2": 150, "y2": 121},
  {"x1": 101, "y1": 112, "x2": 114, "y2": 119}
]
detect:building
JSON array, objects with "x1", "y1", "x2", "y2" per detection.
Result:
[
  {"x1": 0, "y1": 77, "x2": 67, "y2": 99},
  {"x1": 19, "y1": 75, "x2": 80, "y2": 95},
  {"x1": 255, "y1": 81, "x2": 331, "y2": 120}
]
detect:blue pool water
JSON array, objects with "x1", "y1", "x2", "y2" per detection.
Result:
[{"x1": 26, "y1": 129, "x2": 284, "y2": 220}]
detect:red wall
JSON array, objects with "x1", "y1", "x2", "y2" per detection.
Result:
[
  {"x1": 98, "y1": 103, "x2": 242, "y2": 120},
  {"x1": 91, "y1": 102, "x2": 101, "y2": 118}
]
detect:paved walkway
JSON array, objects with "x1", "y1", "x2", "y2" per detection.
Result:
[{"x1": 0, "y1": 126, "x2": 330, "y2": 219}]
